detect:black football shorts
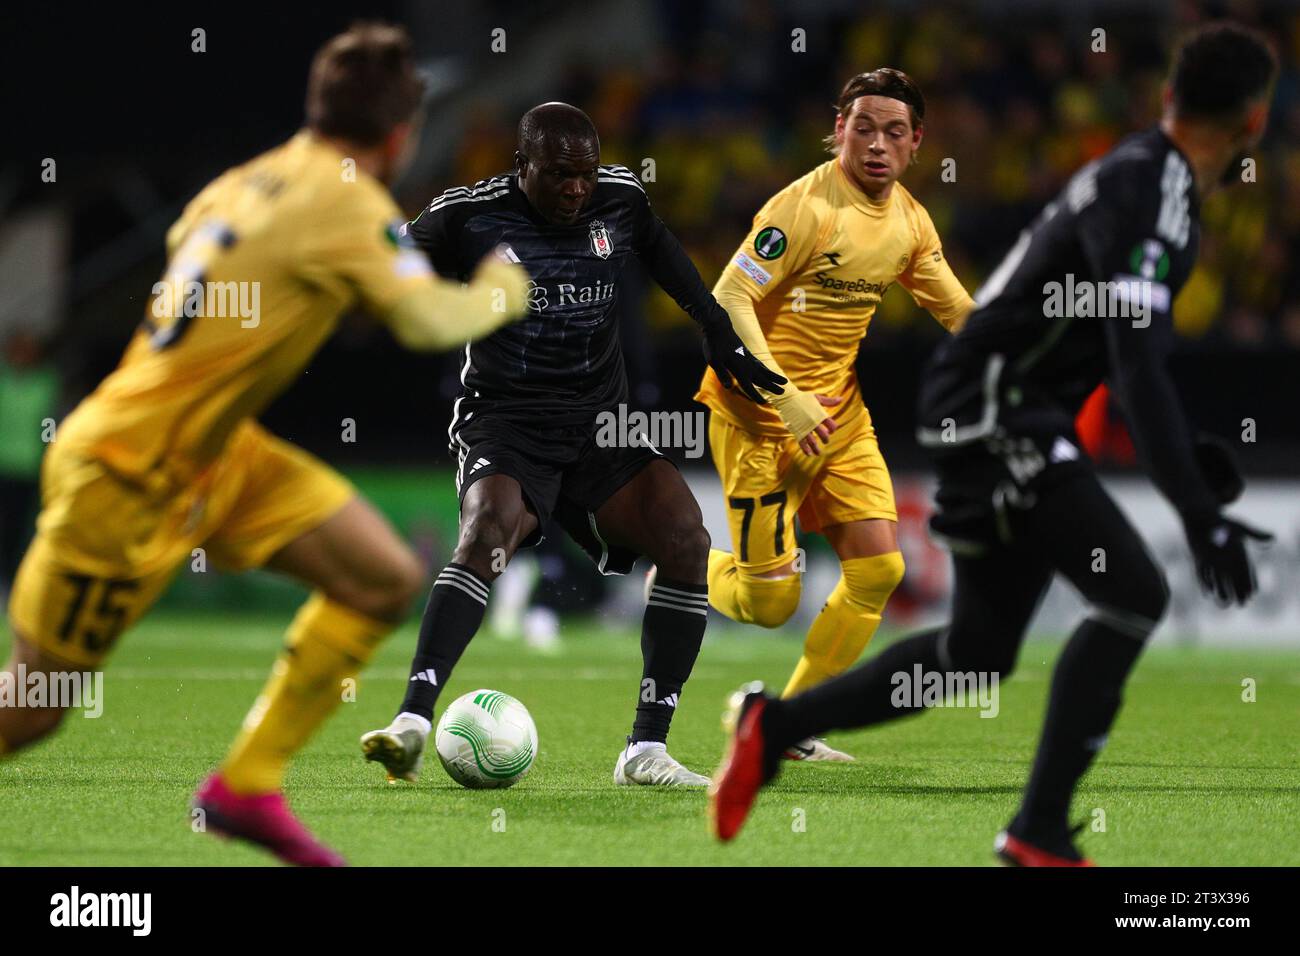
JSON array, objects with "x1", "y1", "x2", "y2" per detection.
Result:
[{"x1": 450, "y1": 413, "x2": 668, "y2": 574}]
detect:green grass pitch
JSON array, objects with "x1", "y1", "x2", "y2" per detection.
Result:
[{"x1": 1, "y1": 611, "x2": 1297, "y2": 866}]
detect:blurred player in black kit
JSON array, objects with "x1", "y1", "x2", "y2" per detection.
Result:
[
  {"x1": 363, "y1": 102, "x2": 785, "y2": 788},
  {"x1": 711, "y1": 23, "x2": 1276, "y2": 863}
]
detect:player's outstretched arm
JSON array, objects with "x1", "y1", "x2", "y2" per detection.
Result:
[
  {"x1": 387, "y1": 248, "x2": 530, "y2": 351},
  {"x1": 1081, "y1": 162, "x2": 1271, "y2": 605},
  {"x1": 700, "y1": 314, "x2": 788, "y2": 405},
  {"x1": 632, "y1": 203, "x2": 786, "y2": 403},
  {"x1": 1103, "y1": 315, "x2": 1272, "y2": 606},
  {"x1": 301, "y1": 182, "x2": 529, "y2": 354}
]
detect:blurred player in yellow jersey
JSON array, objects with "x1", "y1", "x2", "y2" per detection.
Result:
[
  {"x1": 697, "y1": 70, "x2": 973, "y2": 761},
  {"x1": 0, "y1": 24, "x2": 529, "y2": 865}
]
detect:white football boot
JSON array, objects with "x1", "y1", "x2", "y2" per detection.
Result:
[
  {"x1": 783, "y1": 737, "x2": 855, "y2": 762},
  {"x1": 722, "y1": 684, "x2": 854, "y2": 762},
  {"x1": 360, "y1": 714, "x2": 429, "y2": 783},
  {"x1": 614, "y1": 739, "x2": 711, "y2": 788}
]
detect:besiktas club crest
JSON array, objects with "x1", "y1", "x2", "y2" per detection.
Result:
[{"x1": 589, "y1": 220, "x2": 613, "y2": 259}]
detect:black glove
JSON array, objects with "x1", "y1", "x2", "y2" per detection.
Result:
[
  {"x1": 1193, "y1": 434, "x2": 1244, "y2": 505},
  {"x1": 1183, "y1": 513, "x2": 1272, "y2": 607},
  {"x1": 702, "y1": 323, "x2": 787, "y2": 404}
]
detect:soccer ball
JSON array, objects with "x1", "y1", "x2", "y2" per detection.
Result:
[{"x1": 434, "y1": 689, "x2": 538, "y2": 789}]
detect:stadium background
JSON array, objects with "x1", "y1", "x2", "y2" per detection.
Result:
[{"x1": 1, "y1": 0, "x2": 1297, "y2": 641}]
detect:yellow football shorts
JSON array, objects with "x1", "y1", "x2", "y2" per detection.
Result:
[
  {"x1": 8, "y1": 420, "x2": 353, "y2": 667},
  {"x1": 708, "y1": 410, "x2": 897, "y2": 574}
]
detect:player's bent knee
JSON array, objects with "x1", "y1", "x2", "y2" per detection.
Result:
[
  {"x1": 1087, "y1": 589, "x2": 1167, "y2": 643},
  {"x1": 652, "y1": 519, "x2": 711, "y2": 579},
  {"x1": 457, "y1": 499, "x2": 528, "y2": 561},
  {"x1": 324, "y1": 544, "x2": 427, "y2": 624},
  {"x1": 737, "y1": 571, "x2": 802, "y2": 628},
  {"x1": 390, "y1": 548, "x2": 427, "y2": 608},
  {"x1": 453, "y1": 536, "x2": 500, "y2": 570},
  {"x1": 452, "y1": 535, "x2": 516, "y2": 578},
  {"x1": 1136, "y1": 564, "x2": 1171, "y2": 624},
  {"x1": 840, "y1": 551, "x2": 906, "y2": 606},
  {"x1": 681, "y1": 522, "x2": 712, "y2": 568},
  {"x1": 369, "y1": 549, "x2": 427, "y2": 622},
  {"x1": 1088, "y1": 556, "x2": 1169, "y2": 640}
]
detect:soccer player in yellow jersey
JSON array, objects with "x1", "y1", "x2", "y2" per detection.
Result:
[
  {"x1": 0, "y1": 24, "x2": 529, "y2": 865},
  {"x1": 697, "y1": 70, "x2": 973, "y2": 760}
]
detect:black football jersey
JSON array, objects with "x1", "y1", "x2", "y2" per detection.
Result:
[
  {"x1": 404, "y1": 164, "x2": 715, "y2": 437},
  {"x1": 919, "y1": 126, "x2": 1219, "y2": 518}
]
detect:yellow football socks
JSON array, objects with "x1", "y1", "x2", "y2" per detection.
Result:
[
  {"x1": 220, "y1": 593, "x2": 391, "y2": 794},
  {"x1": 782, "y1": 552, "x2": 905, "y2": 698}
]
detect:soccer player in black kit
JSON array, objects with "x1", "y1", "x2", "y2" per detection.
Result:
[
  {"x1": 362, "y1": 102, "x2": 785, "y2": 787},
  {"x1": 710, "y1": 23, "x2": 1276, "y2": 861}
]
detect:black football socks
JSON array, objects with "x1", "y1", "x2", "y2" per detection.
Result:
[
  {"x1": 397, "y1": 563, "x2": 491, "y2": 722},
  {"x1": 632, "y1": 578, "x2": 708, "y2": 743},
  {"x1": 1010, "y1": 617, "x2": 1145, "y2": 848},
  {"x1": 763, "y1": 627, "x2": 946, "y2": 750}
]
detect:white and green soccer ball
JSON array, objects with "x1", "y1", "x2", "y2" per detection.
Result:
[{"x1": 434, "y1": 689, "x2": 538, "y2": 789}]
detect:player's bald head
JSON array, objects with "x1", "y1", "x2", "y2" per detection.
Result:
[
  {"x1": 517, "y1": 102, "x2": 599, "y2": 161},
  {"x1": 514, "y1": 103, "x2": 601, "y2": 225}
]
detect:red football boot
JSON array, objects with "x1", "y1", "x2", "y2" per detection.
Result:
[
  {"x1": 994, "y1": 829, "x2": 1095, "y2": 867},
  {"x1": 709, "y1": 682, "x2": 780, "y2": 842},
  {"x1": 192, "y1": 773, "x2": 345, "y2": 867}
]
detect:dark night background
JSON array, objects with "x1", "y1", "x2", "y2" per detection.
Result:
[{"x1": 3, "y1": 0, "x2": 1298, "y2": 473}]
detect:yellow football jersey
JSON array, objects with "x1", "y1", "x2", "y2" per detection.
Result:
[
  {"x1": 696, "y1": 158, "x2": 972, "y2": 437},
  {"x1": 58, "y1": 131, "x2": 438, "y2": 490}
]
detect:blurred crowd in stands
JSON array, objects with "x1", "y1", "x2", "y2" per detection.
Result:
[
  {"x1": 4, "y1": 0, "x2": 1299, "y2": 488},
  {"x1": 440, "y1": 0, "x2": 1300, "y2": 351}
]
